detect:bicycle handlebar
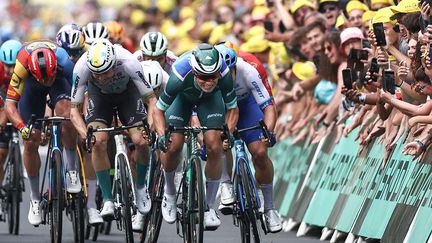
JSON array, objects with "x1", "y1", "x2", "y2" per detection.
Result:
[{"x1": 234, "y1": 119, "x2": 271, "y2": 141}]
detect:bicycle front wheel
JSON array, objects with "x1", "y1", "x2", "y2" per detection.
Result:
[
  {"x1": 50, "y1": 150, "x2": 64, "y2": 243},
  {"x1": 71, "y1": 192, "x2": 85, "y2": 243},
  {"x1": 7, "y1": 144, "x2": 21, "y2": 235},
  {"x1": 119, "y1": 154, "x2": 134, "y2": 243},
  {"x1": 187, "y1": 158, "x2": 204, "y2": 243},
  {"x1": 145, "y1": 168, "x2": 164, "y2": 243},
  {"x1": 239, "y1": 159, "x2": 261, "y2": 243}
]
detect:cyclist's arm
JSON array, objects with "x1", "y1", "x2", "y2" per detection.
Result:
[
  {"x1": 70, "y1": 56, "x2": 90, "y2": 139},
  {"x1": 153, "y1": 107, "x2": 166, "y2": 136},
  {"x1": 218, "y1": 69, "x2": 238, "y2": 131},
  {"x1": 5, "y1": 56, "x2": 28, "y2": 128}
]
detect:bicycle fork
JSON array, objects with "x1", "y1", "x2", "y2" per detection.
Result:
[{"x1": 112, "y1": 135, "x2": 137, "y2": 218}]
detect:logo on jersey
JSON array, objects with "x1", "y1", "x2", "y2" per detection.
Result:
[
  {"x1": 207, "y1": 113, "x2": 223, "y2": 119},
  {"x1": 169, "y1": 115, "x2": 184, "y2": 121},
  {"x1": 72, "y1": 74, "x2": 80, "y2": 98},
  {"x1": 251, "y1": 81, "x2": 265, "y2": 98}
]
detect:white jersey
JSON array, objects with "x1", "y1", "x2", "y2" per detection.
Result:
[
  {"x1": 234, "y1": 57, "x2": 273, "y2": 109},
  {"x1": 133, "y1": 49, "x2": 177, "y2": 73},
  {"x1": 71, "y1": 45, "x2": 154, "y2": 104}
]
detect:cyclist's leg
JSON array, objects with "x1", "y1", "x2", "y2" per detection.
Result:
[
  {"x1": 17, "y1": 79, "x2": 46, "y2": 225},
  {"x1": 86, "y1": 83, "x2": 114, "y2": 203},
  {"x1": 197, "y1": 90, "x2": 226, "y2": 226},
  {"x1": 49, "y1": 77, "x2": 79, "y2": 174},
  {"x1": 162, "y1": 93, "x2": 192, "y2": 194}
]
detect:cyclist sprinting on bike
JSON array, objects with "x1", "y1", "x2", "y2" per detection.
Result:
[
  {"x1": 4, "y1": 40, "x2": 79, "y2": 226},
  {"x1": 56, "y1": 23, "x2": 104, "y2": 225},
  {"x1": 134, "y1": 31, "x2": 177, "y2": 73},
  {"x1": 152, "y1": 43, "x2": 238, "y2": 230},
  {"x1": 215, "y1": 42, "x2": 282, "y2": 233},
  {"x1": 131, "y1": 60, "x2": 168, "y2": 231},
  {"x1": 70, "y1": 38, "x2": 159, "y2": 221},
  {"x1": 0, "y1": 39, "x2": 22, "y2": 217}
]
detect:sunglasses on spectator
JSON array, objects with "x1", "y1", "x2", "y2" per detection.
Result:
[{"x1": 320, "y1": 4, "x2": 338, "y2": 13}]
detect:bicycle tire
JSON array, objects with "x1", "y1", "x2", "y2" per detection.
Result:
[
  {"x1": 145, "y1": 170, "x2": 164, "y2": 243},
  {"x1": 140, "y1": 152, "x2": 157, "y2": 241},
  {"x1": 235, "y1": 163, "x2": 251, "y2": 243},
  {"x1": 119, "y1": 154, "x2": 134, "y2": 243},
  {"x1": 239, "y1": 214, "x2": 251, "y2": 243},
  {"x1": 50, "y1": 150, "x2": 64, "y2": 243},
  {"x1": 92, "y1": 224, "x2": 100, "y2": 241},
  {"x1": 71, "y1": 192, "x2": 85, "y2": 243},
  {"x1": 5, "y1": 144, "x2": 19, "y2": 235},
  {"x1": 239, "y1": 160, "x2": 261, "y2": 243},
  {"x1": 187, "y1": 158, "x2": 204, "y2": 243}
]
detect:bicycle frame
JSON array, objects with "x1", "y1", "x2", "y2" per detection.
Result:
[
  {"x1": 4, "y1": 125, "x2": 24, "y2": 196},
  {"x1": 112, "y1": 133, "x2": 137, "y2": 210},
  {"x1": 233, "y1": 139, "x2": 261, "y2": 213}
]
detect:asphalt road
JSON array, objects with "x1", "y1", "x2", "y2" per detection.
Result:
[{"x1": 0, "y1": 147, "x2": 321, "y2": 243}]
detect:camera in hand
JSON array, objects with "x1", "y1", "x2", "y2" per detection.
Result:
[
  {"x1": 369, "y1": 58, "x2": 379, "y2": 82},
  {"x1": 373, "y1": 23, "x2": 387, "y2": 47},
  {"x1": 263, "y1": 20, "x2": 273, "y2": 32},
  {"x1": 382, "y1": 70, "x2": 395, "y2": 94},
  {"x1": 342, "y1": 68, "x2": 353, "y2": 90},
  {"x1": 349, "y1": 49, "x2": 368, "y2": 62}
]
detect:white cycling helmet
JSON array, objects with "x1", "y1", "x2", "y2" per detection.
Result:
[
  {"x1": 83, "y1": 22, "x2": 110, "y2": 45},
  {"x1": 139, "y1": 32, "x2": 168, "y2": 57},
  {"x1": 86, "y1": 39, "x2": 116, "y2": 74},
  {"x1": 140, "y1": 60, "x2": 163, "y2": 89}
]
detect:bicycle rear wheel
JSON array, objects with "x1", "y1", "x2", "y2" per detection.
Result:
[
  {"x1": 119, "y1": 154, "x2": 134, "y2": 243},
  {"x1": 145, "y1": 169, "x2": 164, "y2": 243},
  {"x1": 50, "y1": 150, "x2": 64, "y2": 243},
  {"x1": 187, "y1": 158, "x2": 204, "y2": 243},
  {"x1": 239, "y1": 159, "x2": 261, "y2": 243}
]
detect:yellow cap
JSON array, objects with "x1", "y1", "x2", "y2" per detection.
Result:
[
  {"x1": 180, "y1": 6, "x2": 195, "y2": 19},
  {"x1": 319, "y1": 0, "x2": 338, "y2": 3},
  {"x1": 335, "y1": 14, "x2": 346, "y2": 29},
  {"x1": 130, "y1": 9, "x2": 146, "y2": 26},
  {"x1": 362, "y1": 10, "x2": 377, "y2": 23},
  {"x1": 242, "y1": 25, "x2": 265, "y2": 41},
  {"x1": 346, "y1": 0, "x2": 369, "y2": 15},
  {"x1": 174, "y1": 37, "x2": 198, "y2": 56},
  {"x1": 240, "y1": 38, "x2": 270, "y2": 53},
  {"x1": 390, "y1": 0, "x2": 420, "y2": 13},
  {"x1": 292, "y1": 61, "x2": 316, "y2": 81},
  {"x1": 209, "y1": 25, "x2": 228, "y2": 44},
  {"x1": 290, "y1": 0, "x2": 316, "y2": 14},
  {"x1": 255, "y1": 0, "x2": 266, "y2": 6},
  {"x1": 156, "y1": 0, "x2": 176, "y2": 13},
  {"x1": 199, "y1": 21, "x2": 216, "y2": 39},
  {"x1": 252, "y1": 6, "x2": 271, "y2": 21},
  {"x1": 371, "y1": 0, "x2": 392, "y2": 6},
  {"x1": 372, "y1": 7, "x2": 397, "y2": 24},
  {"x1": 177, "y1": 18, "x2": 196, "y2": 36}
]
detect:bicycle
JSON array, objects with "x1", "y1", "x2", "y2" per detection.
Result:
[
  {"x1": 86, "y1": 111, "x2": 151, "y2": 243},
  {"x1": 164, "y1": 124, "x2": 227, "y2": 243},
  {"x1": 231, "y1": 120, "x2": 271, "y2": 243},
  {"x1": 28, "y1": 116, "x2": 77, "y2": 243},
  {"x1": 0, "y1": 123, "x2": 25, "y2": 235},
  {"x1": 140, "y1": 143, "x2": 164, "y2": 243}
]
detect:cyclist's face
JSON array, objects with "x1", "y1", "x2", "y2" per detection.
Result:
[
  {"x1": 4, "y1": 64, "x2": 15, "y2": 77},
  {"x1": 91, "y1": 68, "x2": 115, "y2": 85},
  {"x1": 195, "y1": 73, "x2": 220, "y2": 93},
  {"x1": 143, "y1": 54, "x2": 166, "y2": 67}
]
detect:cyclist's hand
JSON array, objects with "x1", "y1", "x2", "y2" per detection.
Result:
[
  {"x1": 156, "y1": 135, "x2": 170, "y2": 152},
  {"x1": 260, "y1": 131, "x2": 277, "y2": 147},
  {"x1": 141, "y1": 129, "x2": 156, "y2": 145},
  {"x1": 222, "y1": 134, "x2": 234, "y2": 150},
  {"x1": 19, "y1": 125, "x2": 31, "y2": 140}
]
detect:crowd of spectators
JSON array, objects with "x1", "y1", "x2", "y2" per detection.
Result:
[{"x1": 2, "y1": 0, "x2": 432, "y2": 165}]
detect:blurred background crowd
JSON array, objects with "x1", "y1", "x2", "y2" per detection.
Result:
[{"x1": 2, "y1": 0, "x2": 432, "y2": 163}]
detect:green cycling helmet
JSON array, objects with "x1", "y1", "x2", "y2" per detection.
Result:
[{"x1": 190, "y1": 43, "x2": 222, "y2": 76}]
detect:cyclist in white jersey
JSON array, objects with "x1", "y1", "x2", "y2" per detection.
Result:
[
  {"x1": 70, "y1": 39, "x2": 159, "y2": 220},
  {"x1": 133, "y1": 32, "x2": 177, "y2": 73},
  {"x1": 215, "y1": 43, "x2": 282, "y2": 233}
]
